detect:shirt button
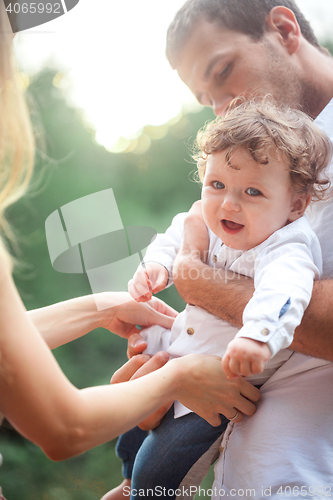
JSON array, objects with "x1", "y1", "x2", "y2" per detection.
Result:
[
  {"x1": 261, "y1": 328, "x2": 270, "y2": 336},
  {"x1": 213, "y1": 255, "x2": 217, "y2": 263},
  {"x1": 187, "y1": 327, "x2": 194, "y2": 335},
  {"x1": 219, "y1": 446, "x2": 224, "y2": 453}
]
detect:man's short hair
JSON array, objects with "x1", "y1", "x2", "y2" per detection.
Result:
[
  {"x1": 192, "y1": 96, "x2": 332, "y2": 201},
  {"x1": 167, "y1": 0, "x2": 322, "y2": 68}
]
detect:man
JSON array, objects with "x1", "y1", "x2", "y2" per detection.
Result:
[{"x1": 126, "y1": 0, "x2": 333, "y2": 497}]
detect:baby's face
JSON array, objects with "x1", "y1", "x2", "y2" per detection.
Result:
[{"x1": 201, "y1": 148, "x2": 301, "y2": 251}]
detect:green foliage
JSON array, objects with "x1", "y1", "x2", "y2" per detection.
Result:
[
  {"x1": 1, "y1": 68, "x2": 214, "y2": 499},
  {"x1": 323, "y1": 39, "x2": 333, "y2": 55},
  {"x1": 0, "y1": 425, "x2": 122, "y2": 499}
]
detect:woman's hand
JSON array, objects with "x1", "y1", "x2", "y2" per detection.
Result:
[
  {"x1": 111, "y1": 351, "x2": 172, "y2": 429},
  {"x1": 127, "y1": 333, "x2": 260, "y2": 424},
  {"x1": 168, "y1": 354, "x2": 260, "y2": 426},
  {"x1": 28, "y1": 292, "x2": 177, "y2": 350},
  {"x1": 100, "y1": 292, "x2": 178, "y2": 339}
]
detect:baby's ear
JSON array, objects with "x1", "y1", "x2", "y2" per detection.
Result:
[{"x1": 288, "y1": 191, "x2": 311, "y2": 222}]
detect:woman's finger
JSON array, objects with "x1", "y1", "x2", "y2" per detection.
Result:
[
  {"x1": 130, "y1": 351, "x2": 169, "y2": 380},
  {"x1": 148, "y1": 297, "x2": 178, "y2": 318},
  {"x1": 145, "y1": 307, "x2": 176, "y2": 330},
  {"x1": 110, "y1": 354, "x2": 151, "y2": 384},
  {"x1": 226, "y1": 409, "x2": 243, "y2": 424},
  {"x1": 239, "y1": 377, "x2": 261, "y2": 403},
  {"x1": 126, "y1": 333, "x2": 147, "y2": 359}
]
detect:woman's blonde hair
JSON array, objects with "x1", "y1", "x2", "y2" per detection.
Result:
[
  {"x1": 193, "y1": 96, "x2": 332, "y2": 200},
  {"x1": 0, "y1": 3, "x2": 35, "y2": 267}
]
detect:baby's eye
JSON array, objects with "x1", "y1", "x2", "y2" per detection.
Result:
[
  {"x1": 246, "y1": 187, "x2": 262, "y2": 196},
  {"x1": 212, "y1": 181, "x2": 225, "y2": 189}
]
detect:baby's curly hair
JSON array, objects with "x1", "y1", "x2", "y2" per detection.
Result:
[{"x1": 193, "y1": 96, "x2": 332, "y2": 201}]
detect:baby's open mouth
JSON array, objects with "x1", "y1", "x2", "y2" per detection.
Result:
[{"x1": 221, "y1": 219, "x2": 244, "y2": 233}]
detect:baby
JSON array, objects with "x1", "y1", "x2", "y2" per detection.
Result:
[{"x1": 104, "y1": 98, "x2": 332, "y2": 500}]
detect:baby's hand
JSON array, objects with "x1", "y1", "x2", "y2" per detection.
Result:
[
  {"x1": 222, "y1": 338, "x2": 271, "y2": 379},
  {"x1": 128, "y1": 263, "x2": 169, "y2": 302}
]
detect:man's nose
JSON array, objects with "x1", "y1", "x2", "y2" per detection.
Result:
[{"x1": 212, "y1": 97, "x2": 233, "y2": 116}]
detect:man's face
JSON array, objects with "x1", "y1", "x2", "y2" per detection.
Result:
[{"x1": 175, "y1": 19, "x2": 305, "y2": 116}]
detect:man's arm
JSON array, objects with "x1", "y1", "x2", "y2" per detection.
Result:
[
  {"x1": 292, "y1": 279, "x2": 333, "y2": 359},
  {"x1": 173, "y1": 211, "x2": 333, "y2": 361},
  {"x1": 174, "y1": 251, "x2": 252, "y2": 327}
]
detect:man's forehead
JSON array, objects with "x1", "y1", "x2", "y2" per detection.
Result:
[{"x1": 176, "y1": 31, "x2": 229, "y2": 87}]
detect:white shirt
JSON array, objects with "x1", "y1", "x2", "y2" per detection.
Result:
[{"x1": 211, "y1": 98, "x2": 333, "y2": 499}]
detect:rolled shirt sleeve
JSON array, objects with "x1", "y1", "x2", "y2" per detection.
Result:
[{"x1": 235, "y1": 217, "x2": 322, "y2": 358}]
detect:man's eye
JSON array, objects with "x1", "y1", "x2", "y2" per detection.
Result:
[
  {"x1": 212, "y1": 181, "x2": 225, "y2": 189},
  {"x1": 218, "y1": 63, "x2": 232, "y2": 81},
  {"x1": 246, "y1": 187, "x2": 262, "y2": 196}
]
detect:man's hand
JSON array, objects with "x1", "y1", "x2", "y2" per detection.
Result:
[
  {"x1": 222, "y1": 338, "x2": 271, "y2": 379},
  {"x1": 111, "y1": 351, "x2": 172, "y2": 430},
  {"x1": 128, "y1": 263, "x2": 169, "y2": 302},
  {"x1": 101, "y1": 293, "x2": 178, "y2": 339}
]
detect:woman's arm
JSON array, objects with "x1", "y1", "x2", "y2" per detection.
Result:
[
  {"x1": 27, "y1": 292, "x2": 178, "y2": 350},
  {"x1": 0, "y1": 261, "x2": 253, "y2": 461}
]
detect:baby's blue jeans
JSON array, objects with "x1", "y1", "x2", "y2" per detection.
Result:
[{"x1": 116, "y1": 405, "x2": 229, "y2": 499}]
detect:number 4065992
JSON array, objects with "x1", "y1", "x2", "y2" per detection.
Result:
[{"x1": 6, "y1": 3, "x2": 61, "y2": 14}]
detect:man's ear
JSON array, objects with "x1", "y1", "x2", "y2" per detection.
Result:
[
  {"x1": 288, "y1": 191, "x2": 312, "y2": 222},
  {"x1": 266, "y1": 6, "x2": 301, "y2": 55}
]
